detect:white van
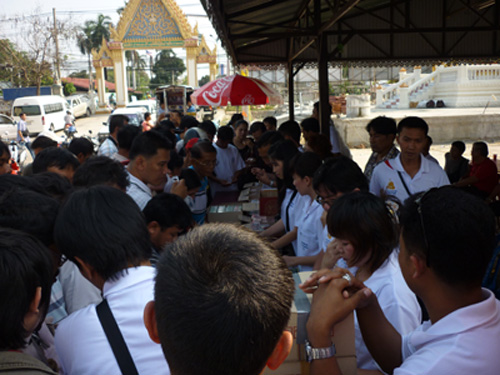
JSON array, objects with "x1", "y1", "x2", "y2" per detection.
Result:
[{"x1": 12, "y1": 95, "x2": 69, "y2": 134}]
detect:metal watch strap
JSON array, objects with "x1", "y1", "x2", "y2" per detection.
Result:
[{"x1": 305, "y1": 340, "x2": 336, "y2": 362}]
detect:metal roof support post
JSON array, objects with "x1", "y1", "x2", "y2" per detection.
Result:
[
  {"x1": 318, "y1": 33, "x2": 330, "y2": 136},
  {"x1": 288, "y1": 61, "x2": 295, "y2": 121}
]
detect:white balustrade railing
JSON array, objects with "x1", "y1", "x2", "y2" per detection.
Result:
[{"x1": 377, "y1": 64, "x2": 500, "y2": 108}]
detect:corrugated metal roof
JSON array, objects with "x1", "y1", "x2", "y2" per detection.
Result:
[{"x1": 201, "y1": 0, "x2": 500, "y2": 69}]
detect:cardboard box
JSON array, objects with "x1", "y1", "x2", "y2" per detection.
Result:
[
  {"x1": 260, "y1": 188, "x2": 279, "y2": 216},
  {"x1": 207, "y1": 203, "x2": 242, "y2": 223},
  {"x1": 263, "y1": 271, "x2": 357, "y2": 375}
]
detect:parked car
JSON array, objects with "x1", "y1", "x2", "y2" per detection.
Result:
[
  {"x1": 66, "y1": 95, "x2": 91, "y2": 118},
  {"x1": 0, "y1": 114, "x2": 18, "y2": 141},
  {"x1": 97, "y1": 107, "x2": 147, "y2": 143},
  {"x1": 12, "y1": 95, "x2": 69, "y2": 134},
  {"x1": 126, "y1": 99, "x2": 157, "y2": 123}
]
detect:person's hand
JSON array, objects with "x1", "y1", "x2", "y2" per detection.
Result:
[
  {"x1": 321, "y1": 239, "x2": 343, "y2": 269},
  {"x1": 305, "y1": 269, "x2": 373, "y2": 344},
  {"x1": 251, "y1": 168, "x2": 271, "y2": 185},
  {"x1": 251, "y1": 167, "x2": 264, "y2": 177},
  {"x1": 282, "y1": 255, "x2": 296, "y2": 268},
  {"x1": 171, "y1": 179, "x2": 188, "y2": 199}
]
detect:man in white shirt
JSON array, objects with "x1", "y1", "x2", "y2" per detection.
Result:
[
  {"x1": 126, "y1": 131, "x2": 172, "y2": 210},
  {"x1": 54, "y1": 186, "x2": 170, "y2": 375},
  {"x1": 303, "y1": 187, "x2": 500, "y2": 375},
  {"x1": 209, "y1": 125, "x2": 245, "y2": 198},
  {"x1": 98, "y1": 114, "x2": 128, "y2": 157},
  {"x1": 370, "y1": 116, "x2": 449, "y2": 203},
  {"x1": 144, "y1": 223, "x2": 294, "y2": 375}
]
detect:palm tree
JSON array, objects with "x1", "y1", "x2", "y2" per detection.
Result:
[
  {"x1": 76, "y1": 14, "x2": 112, "y2": 91},
  {"x1": 126, "y1": 50, "x2": 146, "y2": 90}
]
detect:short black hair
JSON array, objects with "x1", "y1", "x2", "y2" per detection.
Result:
[
  {"x1": 278, "y1": 120, "x2": 301, "y2": 144},
  {"x1": 180, "y1": 116, "x2": 199, "y2": 131},
  {"x1": 327, "y1": 191, "x2": 397, "y2": 273},
  {"x1": 234, "y1": 119, "x2": 249, "y2": 130},
  {"x1": 426, "y1": 135, "x2": 433, "y2": 146},
  {"x1": 473, "y1": 141, "x2": 488, "y2": 157},
  {"x1": 365, "y1": 116, "x2": 397, "y2": 135},
  {"x1": 313, "y1": 156, "x2": 368, "y2": 194},
  {"x1": 263, "y1": 116, "x2": 277, "y2": 129},
  {"x1": 0, "y1": 174, "x2": 46, "y2": 196},
  {"x1": 143, "y1": 193, "x2": 193, "y2": 231},
  {"x1": 217, "y1": 125, "x2": 234, "y2": 142},
  {"x1": 199, "y1": 120, "x2": 217, "y2": 137},
  {"x1": 155, "y1": 121, "x2": 178, "y2": 146},
  {"x1": 29, "y1": 172, "x2": 73, "y2": 201},
  {"x1": 72, "y1": 156, "x2": 129, "y2": 190},
  {"x1": 109, "y1": 114, "x2": 129, "y2": 134},
  {"x1": 31, "y1": 136, "x2": 57, "y2": 150},
  {"x1": 255, "y1": 130, "x2": 284, "y2": 149},
  {"x1": 401, "y1": 186, "x2": 495, "y2": 287},
  {"x1": 249, "y1": 121, "x2": 266, "y2": 135},
  {"x1": 54, "y1": 186, "x2": 152, "y2": 281},
  {"x1": 68, "y1": 138, "x2": 94, "y2": 158},
  {"x1": 306, "y1": 133, "x2": 333, "y2": 160},
  {"x1": 0, "y1": 187, "x2": 60, "y2": 246},
  {"x1": 228, "y1": 113, "x2": 243, "y2": 126},
  {"x1": 0, "y1": 141, "x2": 9, "y2": 159},
  {"x1": 0, "y1": 228, "x2": 54, "y2": 350},
  {"x1": 179, "y1": 168, "x2": 201, "y2": 191},
  {"x1": 300, "y1": 118, "x2": 320, "y2": 133},
  {"x1": 117, "y1": 125, "x2": 142, "y2": 151},
  {"x1": 32, "y1": 147, "x2": 80, "y2": 174},
  {"x1": 291, "y1": 151, "x2": 322, "y2": 178},
  {"x1": 129, "y1": 130, "x2": 172, "y2": 161},
  {"x1": 168, "y1": 150, "x2": 184, "y2": 172},
  {"x1": 191, "y1": 140, "x2": 217, "y2": 159},
  {"x1": 452, "y1": 140, "x2": 466, "y2": 154},
  {"x1": 154, "y1": 224, "x2": 294, "y2": 375},
  {"x1": 397, "y1": 116, "x2": 429, "y2": 135},
  {"x1": 313, "y1": 101, "x2": 332, "y2": 113},
  {"x1": 144, "y1": 112, "x2": 151, "y2": 120}
]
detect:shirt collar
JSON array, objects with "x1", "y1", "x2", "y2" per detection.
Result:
[
  {"x1": 126, "y1": 170, "x2": 151, "y2": 195},
  {"x1": 102, "y1": 266, "x2": 155, "y2": 297}
]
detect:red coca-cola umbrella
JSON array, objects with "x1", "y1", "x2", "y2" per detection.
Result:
[{"x1": 191, "y1": 74, "x2": 283, "y2": 107}]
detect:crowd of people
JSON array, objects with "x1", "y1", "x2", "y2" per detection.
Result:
[{"x1": 0, "y1": 104, "x2": 499, "y2": 375}]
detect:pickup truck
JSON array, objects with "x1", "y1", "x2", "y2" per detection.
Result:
[{"x1": 66, "y1": 95, "x2": 91, "y2": 118}]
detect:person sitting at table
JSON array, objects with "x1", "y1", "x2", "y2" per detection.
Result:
[
  {"x1": 189, "y1": 140, "x2": 217, "y2": 225},
  {"x1": 209, "y1": 126, "x2": 246, "y2": 199},
  {"x1": 302, "y1": 186, "x2": 500, "y2": 375},
  {"x1": 455, "y1": 141, "x2": 498, "y2": 198},
  {"x1": 322, "y1": 191, "x2": 421, "y2": 373},
  {"x1": 283, "y1": 152, "x2": 323, "y2": 271},
  {"x1": 260, "y1": 140, "x2": 304, "y2": 255}
]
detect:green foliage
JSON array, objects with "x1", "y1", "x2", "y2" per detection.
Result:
[
  {"x1": 198, "y1": 75, "x2": 210, "y2": 87},
  {"x1": 64, "y1": 82, "x2": 76, "y2": 96},
  {"x1": 150, "y1": 50, "x2": 186, "y2": 87}
]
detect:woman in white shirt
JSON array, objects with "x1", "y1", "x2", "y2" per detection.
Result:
[
  {"x1": 326, "y1": 191, "x2": 421, "y2": 373},
  {"x1": 283, "y1": 152, "x2": 323, "y2": 271},
  {"x1": 260, "y1": 140, "x2": 302, "y2": 253}
]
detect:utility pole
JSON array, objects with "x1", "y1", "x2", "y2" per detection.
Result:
[{"x1": 52, "y1": 8, "x2": 61, "y2": 85}]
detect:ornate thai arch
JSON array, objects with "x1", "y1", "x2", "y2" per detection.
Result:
[{"x1": 92, "y1": 0, "x2": 216, "y2": 112}]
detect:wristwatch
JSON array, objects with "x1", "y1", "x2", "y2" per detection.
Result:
[{"x1": 305, "y1": 340, "x2": 336, "y2": 362}]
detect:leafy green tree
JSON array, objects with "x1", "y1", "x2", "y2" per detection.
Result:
[
  {"x1": 126, "y1": 50, "x2": 147, "y2": 89},
  {"x1": 198, "y1": 75, "x2": 210, "y2": 86},
  {"x1": 64, "y1": 82, "x2": 76, "y2": 96},
  {"x1": 150, "y1": 50, "x2": 186, "y2": 88}
]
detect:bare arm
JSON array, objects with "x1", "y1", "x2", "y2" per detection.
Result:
[
  {"x1": 260, "y1": 218, "x2": 285, "y2": 238},
  {"x1": 282, "y1": 252, "x2": 319, "y2": 268},
  {"x1": 271, "y1": 228, "x2": 297, "y2": 250},
  {"x1": 454, "y1": 175, "x2": 479, "y2": 187}
]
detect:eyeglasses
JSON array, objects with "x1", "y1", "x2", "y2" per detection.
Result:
[{"x1": 315, "y1": 194, "x2": 337, "y2": 207}]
